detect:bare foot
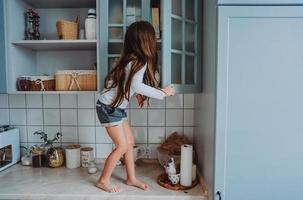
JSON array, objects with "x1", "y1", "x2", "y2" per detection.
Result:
[
  {"x1": 126, "y1": 179, "x2": 149, "y2": 190},
  {"x1": 95, "y1": 181, "x2": 120, "y2": 193}
]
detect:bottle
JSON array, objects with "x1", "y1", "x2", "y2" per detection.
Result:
[{"x1": 85, "y1": 9, "x2": 96, "y2": 40}]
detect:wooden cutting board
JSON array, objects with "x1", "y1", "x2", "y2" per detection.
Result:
[{"x1": 157, "y1": 173, "x2": 199, "y2": 191}]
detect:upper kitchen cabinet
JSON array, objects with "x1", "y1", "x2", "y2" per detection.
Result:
[
  {"x1": 99, "y1": 0, "x2": 202, "y2": 93},
  {"x1": 217, "y1": 0, "x2": 303, "y2": 4},
  {"x1": 0, "y1": 0, "x2": 7, "y2": 93},
  {"x1": 4, "y1": 0, "x2": 99, "y2": 93},
  {"x1": 162, "y1": 0, "x2": 202, "y2": 93},
  {"x1": 99, "y1": 0, "x2": 156, "y2": 90}
]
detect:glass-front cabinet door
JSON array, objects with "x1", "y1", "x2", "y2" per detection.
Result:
[
  {"x1": 162, "y1": 0, "x2": 201, "y2": 93},
  {"x1": 100, "y1": 0, "x2": 201, "y2": 93},
  {"x1": 99, "y1": 0, "x2": 153, "y2": 90}
]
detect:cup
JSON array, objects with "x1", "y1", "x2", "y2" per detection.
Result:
[{"x1": 133, "y1": 145, "x2": 146, "y2": 161}]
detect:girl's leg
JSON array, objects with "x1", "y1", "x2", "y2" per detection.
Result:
[
  {"x1": 122, "y1": 120, "x2": 149, "y2": 190},
  {"x1": 96, "y1": 124, "x2": 128, "y2": 193}
]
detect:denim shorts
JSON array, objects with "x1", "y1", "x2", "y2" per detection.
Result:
[{"x1": 96, "y1": 100, "x2": 127, "y2": 127}]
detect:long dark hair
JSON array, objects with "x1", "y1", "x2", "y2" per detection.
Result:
[{"x1": 104, "y1": 21, "x2": 159, "y2": 107}]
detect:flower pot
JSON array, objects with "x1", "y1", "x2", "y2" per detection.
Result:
[{"x1": 46, "y1": 147, "x2": 64, "y2": 168}]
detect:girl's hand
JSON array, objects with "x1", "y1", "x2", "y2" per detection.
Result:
[
  {"x1": 161, "y1": 85, "x2": 175, "y2": 96},
  {"x1": 136, "y1": 94, "x2": 145, "y2": 108}
]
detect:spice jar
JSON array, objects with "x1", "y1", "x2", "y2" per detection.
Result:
[{"x1": 87, "y1": 160, "x2": 97, "y2": 174}]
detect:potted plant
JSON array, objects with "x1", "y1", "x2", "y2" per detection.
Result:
[
  {"x1": 33, "y1": 131, "x2": 64, "y2": 168},
  {"x1": 20, "y1": 146, "x2": 32, "y2": 166}
]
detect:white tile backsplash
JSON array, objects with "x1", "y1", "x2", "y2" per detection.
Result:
[
  {"x1": 78, "y1": 109, "x2": 95, "y2": 126},
  {"x1": 184, "y1": 127, "x2": 194, "y2": 142},
  {"x1": 4, "y1": 93, "x2": 195, "y2": 160},
  {"x1": 130, "y1": 109, "x2": 147, "y2": 126},
  {"x1": 184, "y1": 94, "x2": 195, "y2": 109},
  {"x1": 26, "y1": 94, "x2": 42, "y2": 108},
  {"x1": 60, "y1": 94, "x2": 77, "y2": 108},
  {"x1": 166, "y1": 94, "x2": 183, "y2": 108},
  {"x1": 61, "y1": 126, "x2": 78, "y2": 143},
  {"x1": 96, "y1": 143, "x2": 113, "y2": 158},
  {"x1": 9, "y1": 94, "x2": 26, "y2": 108},
  {"x1": 148, "y1": 127, "x2": 165, "y2": 143},
  {"x1": 184, "y1": 109, "x2": 194, "y2": 126},
  {"x1": 44, "y1": 109, "x2": 60, "y2": 125},
  {"x1": 96, "y1": 127, "x2": 111, "y2": 143},
  {"x1": 78, "y1": 126, "x2": 96, "y2": 143},
  {"x1": 131, "y1": 127, "x2": 148, "y2": 143},
  {"x1": 27, "y1": 126, "x2": 44, "y2": 143},
  {"x1": 165, "y1": 127, "x2": 184, "y2": 138},
  {"x1": 78, "y1": 93, "x2": 95, "y2": 108},
  {"x1": 27, "y1": 109, "x2": 43, "y2": 126},
  {"x1": 0, "y1": 109, "x2": 9, "y2": 125},
  {"x1": 148, "y1": 98, "x2": 165, "y2": 108},
  {"x1": 0, "y1": 94, "x2": 9, "y2": 108},
  {"x1": 148, "y1": 109, "x2": 165, "y2": 126},
  {"x1": 9, "y1": 109, "x2": 26, "y2": 125},
  {"x1": 61, "y1": 109, "x2": 77, "y2": 126},
  {"x1": 166, "y1": 109, "x2": 183, "y2": 126},
  {"x1": 43, "y1": 94, "x2": 59, "y2": 108}
]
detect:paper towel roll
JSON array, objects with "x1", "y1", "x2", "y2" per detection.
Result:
[
  {"x1": 65, "y1": 145, "x2": 81, "y2": 169},
  {"x1": 180, "y1": 144, "x2": 193, "y2": 186}
]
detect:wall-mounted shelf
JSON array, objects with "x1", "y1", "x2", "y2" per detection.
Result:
[
  {"x1": 12, "y1": 40, "x2": 97, "y2": 51},
  {"x1": 11, "y1": 91, "x2": 98, "y2": 94}
]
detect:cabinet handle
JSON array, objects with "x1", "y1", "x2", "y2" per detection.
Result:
[{"x1": 216, "y1": 191, "x2": 222, "y2": 200}]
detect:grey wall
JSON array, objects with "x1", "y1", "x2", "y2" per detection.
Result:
[{"x1": 194, "y1": 0, "x2": 217, "y2": 199}]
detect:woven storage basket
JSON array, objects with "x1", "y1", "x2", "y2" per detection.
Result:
[
  {"x1": 56, "y1": 20, "x2": 78, "y2": 40},
  {"x1": 55, "y1": 70, "x2": 97, "y2": 91},
  {"x1": 17, "y1": 76, "x2": 55, "y2": 91}
]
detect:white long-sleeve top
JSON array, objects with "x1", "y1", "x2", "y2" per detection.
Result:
[{"x1": 98, "y1": 62, "x2": 166, "y2": 109}]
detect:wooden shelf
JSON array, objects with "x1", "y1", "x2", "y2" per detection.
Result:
[
  {"x1": 11, "y1": 91, "x2": 98, "y2": 94},
  {"x1": 24, "y1": 0, "x2": 96, "y2": 8},
  {"x1": 12, "y1": 40, "x2": 97, "y2": 51}
]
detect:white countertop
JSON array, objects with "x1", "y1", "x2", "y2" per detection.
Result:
[{"x1": 0, "y1": 160, "x2": 207, "y2": 200}]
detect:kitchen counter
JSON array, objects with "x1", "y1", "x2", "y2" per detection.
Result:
[{"x1": 0, "y1": 160, "x2": 207, "y2": 200}]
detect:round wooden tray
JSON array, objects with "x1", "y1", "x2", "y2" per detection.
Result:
[{"x1": 157, "y1": 173, "x2": 199, "y2": 191}]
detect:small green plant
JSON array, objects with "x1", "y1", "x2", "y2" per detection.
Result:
[{"x1": 33, "y1": 131, "x2": 62, "y2": 148}]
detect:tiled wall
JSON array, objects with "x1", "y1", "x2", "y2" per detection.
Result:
[{"x1": 0, "y1": 93, "x2": 195, "y2": 159}]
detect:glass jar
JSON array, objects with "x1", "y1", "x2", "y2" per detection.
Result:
[
  {"x1": 87, "y1": 160, "x2": 97, "y2": 174},
  {"x1": 31, "y1": 148, "x2": 46, "y2": 168}
]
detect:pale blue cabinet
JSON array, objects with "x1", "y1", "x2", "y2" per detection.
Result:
[
  {"x1": 215, "y1": 6, "x2": 303, "y2": 200},
  {"x1": 0, "y1": 0, "x2": 7, "y2": 93},
  {"x1": 218, "y1": 0, "x2": 303, "y2": 4}
]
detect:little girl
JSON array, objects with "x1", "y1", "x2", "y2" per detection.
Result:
[{"x1": 95, "y1": 21, "x2": 175, "y2": 193}]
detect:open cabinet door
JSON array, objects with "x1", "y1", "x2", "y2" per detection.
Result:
[
  {"x1": 215, "y1": 6, "x2": 303, "y2": 200},
  {"x1": 0, "y1": 0, "x2": 7, "y2": 93},
  {"x1": 161, "y1": 0, "x2": 201, "y2": 93}
]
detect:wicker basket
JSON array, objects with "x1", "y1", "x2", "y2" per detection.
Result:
[
  {"x1": 17, "y1": 76, "x2": 55, "y2": 91},
  {"x1": 56, "y1": 20, "x2": 79, "y2": 40},
  {"x1": 55, "y1": 70, "x2": 97, "y2": 91}
]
